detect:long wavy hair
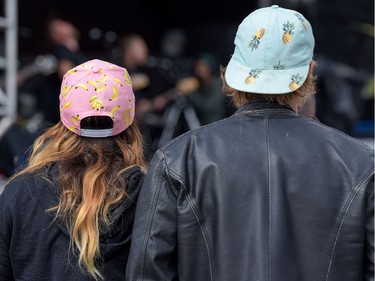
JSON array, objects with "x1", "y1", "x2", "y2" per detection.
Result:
[
  {"x1": 10, "y1": 117, "x2": 146, "y2": 280},
  {"x1": 220, "y1": 61, "x2": 317, "y2": 109}
]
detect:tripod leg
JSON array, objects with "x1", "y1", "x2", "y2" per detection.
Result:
[
  {"x1": 157, "y1": 96, "x2": 201, "y2": 148},
  {"x1": 182, "y1": 105, "x2": 201, "y2": 130},
  {"x1": 157, "y1": 103, "x2": 182, "y2": 148}
]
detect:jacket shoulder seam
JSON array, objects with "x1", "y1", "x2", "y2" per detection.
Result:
[
  {"x1": 325, "y1": 172, "x2": 374, "y2": 280},
  {"x1": 138, "y1": 150, "x2": 168, "y2": 280},
  {"x1": 166, "y1": 166, "x2": 215, "y2": 281}
]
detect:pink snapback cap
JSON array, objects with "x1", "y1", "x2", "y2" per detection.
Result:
[{"x1": 59, "y1": 59, "x2": 135, "y2": 137}]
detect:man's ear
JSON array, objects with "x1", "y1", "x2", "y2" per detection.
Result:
[{"x1": 309, "y1": 60, "x2": 316, "y2": 76}]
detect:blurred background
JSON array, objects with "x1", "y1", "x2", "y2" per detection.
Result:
[{"x1": 0, "y1": 0, "x2": 374, "y2": 189}]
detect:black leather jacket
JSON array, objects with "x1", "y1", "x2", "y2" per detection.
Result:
[{"x1": 126, "y1": 100, "x2": 374, "y2": 281}]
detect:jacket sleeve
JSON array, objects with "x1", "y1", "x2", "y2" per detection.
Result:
[
  {"x1": 365, "y1": 176, "x2": 374, "y2": 281},
  {"x1": 0, "y1": 183, "x2": 15, "y2": 281},
  {"x1": 126, "y1": 150, "x2": 178, "y2": 281}
]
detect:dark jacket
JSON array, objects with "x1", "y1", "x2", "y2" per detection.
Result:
[
  {"x1": 0, "y1": 166, "x2": 144, "y2": 281},
  {"x1": 126, "y1": 100, "x2": 374, "y2": 281}
]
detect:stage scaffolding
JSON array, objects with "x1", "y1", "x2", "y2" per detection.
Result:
[{"x1": 0, "y1": 0, "x2": 17, "y2": 138}]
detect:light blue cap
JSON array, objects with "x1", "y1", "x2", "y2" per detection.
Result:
[{"x1": 225, "y1": 5, "x2": 315, "y2": 94}]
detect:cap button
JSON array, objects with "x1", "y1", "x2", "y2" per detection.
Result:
[
  {"x1": 271, "y1": 5, "x2": 279, "y2": 8},
  {"x1": 92, "y1": 66, "x2": 101, "y2": 73}
]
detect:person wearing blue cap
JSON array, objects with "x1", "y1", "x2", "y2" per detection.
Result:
[{"x1": 126, "y1": 5, "x2": 374, "y2": 281}]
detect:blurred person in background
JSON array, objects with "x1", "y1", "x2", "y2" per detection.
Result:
[
  {"x1": 119, "y1": 33, "x2": 194, "y2": 159},
  {"x1": 156, "y1": 28, "x2": 194, "y2": 87},
  {"x1": 119, "y1": 33, "x2": 161, "y2": 121},
  {"x1": 186, "y1": 52, "x2": 233, "y2": 126},
  {"x1": 38, "y1": 17, "x2": 88, "y2": 126},
  {"x1": 118, "y1": 33, "x2": 166, "y2": 159},
  {"x1": 0, "y1": 59, "x2": 146, "y2": 280},
  {"x1": 47, "y1": 18, "x2": 88, "y2": 80},
  {"x1": 0, "y1": 18, "x2": 84, "y2": 180},
  {"x1": 118, "y1": 33, "x2": 151, "y2": 93},
  {"x1": 4, "y1": 18, "x2": 90, "y2": 178}
]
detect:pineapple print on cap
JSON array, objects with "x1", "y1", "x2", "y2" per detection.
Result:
[
  {"x1": 289, "y1": 74, "x2": 304, "y2": 91},
  {"x1": 248, "y1": 28, "x2": 265, "y2": 51},
  {"x1": 245, "y1": 69, "x2": 262, "y2": 84},
  {"x1": 273, "y1": 61, "x2": 286, "y2": 70},
  {"x1": 295, "y1": 13, "x2": 308, "y2": 31},
  {"x1": 282, "y1": 21, "x2": 295, "y2": 44}
]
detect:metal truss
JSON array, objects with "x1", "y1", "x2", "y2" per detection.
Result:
[{"x1": 0, "y1": 0, "x2": 17, "y2": 137}]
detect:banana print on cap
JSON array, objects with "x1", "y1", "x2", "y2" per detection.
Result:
[
  {"x1": 109, "y1": 85, "x2": 119, "y2": 101},
  {"x1": 112, "y1": 78, "x2": 123, "y2": 87},
  {"x1": 110, "y1": 105, "x2": 120, "y2": 118},
  {"x1": 59, "y1": 59, "x2": 135, "y2": 137},
  {"x1": 124, "y1": 70, "x2": 131, "y2": 85},
  {"x1": 75, "y1": 83, "x2": 89, "y2": 91},
  {"x1": 70, "y1": 114, "x2": 80, "y2": 123},
  {"x1": 87, "y1": 80, "x2": 98, "y2": 89},
  {"x1": 97, "y1": 74, "x2": 108, "y2": 83},
  {"x1": 95, "y1": 84, "x2": 107, "y2": 92}
]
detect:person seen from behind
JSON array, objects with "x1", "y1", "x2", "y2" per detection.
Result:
[
  {"x1": 31, "y1": 18, "x2": 89, "y2": 127},
  {"x1": 119, "y1": 33, "x2": 169, "y2": 122},
  {"x1": 119, "y1": 33, "x2": 171, "y2": 159},
  {"x1": 0, "y1": 59, "x2": 146, "y2": 280},
  {"x1": 47, "y1": 18, "x2": 88, "y2": 80},
  {"x1": 186, "y1": 52, "x2": 233, "y2": 125},
  {"x1": 126, "y1": 5, "x2": 374, "y2": 281}
]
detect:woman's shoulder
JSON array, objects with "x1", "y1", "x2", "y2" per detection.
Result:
[
  {"x1": 122, "y1": 166, "x2": 146, "y2": 204},
  {"x1": 1, "y1": 173, "x2": 35, "y2": 195},
  {"x1": 0, "y1": 171, "x2": 55, "y2": 209},
  {"x1": 0, "y1": 174, "x2": 33, "y2": 212},
  {"x1": 125, "y1": 166, "x2": 145, "y2": 185}
]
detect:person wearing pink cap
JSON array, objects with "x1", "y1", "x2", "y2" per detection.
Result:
[
  {"x1": 0, "y1": 59, "x2": 147, "y2": 280},
  {"x1": 126, "y1": 5, "x2": 374, "y2": 281}
]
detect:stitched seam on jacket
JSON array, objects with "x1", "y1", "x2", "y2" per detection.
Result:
[
  {"x1": 168, "y1": 168, "x2": 214, "y2": 281},
  {"x1": 325, "y1": 172, "x2": 374, "y2": 281},
  {"x1": 138, "y1": 151, "x2": 165, "y2": 280},
  {"x1": 265, "y1": 116, "x2": 271, "y2": 281},
  {"x1": 236, "y1": 109, "x2": 296, "y2": 116}
]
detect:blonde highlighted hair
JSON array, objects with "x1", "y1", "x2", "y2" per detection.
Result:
[
  {"x1": 11, "y1": 120, "x2": 146, "y2": 280},
  {"x1": 219, "y1": 62, "x2": 317, "y2": 109}
]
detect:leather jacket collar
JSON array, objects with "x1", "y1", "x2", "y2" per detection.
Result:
[{"x1": 234, "y1": 100, "x2": 296, "y2": 116}]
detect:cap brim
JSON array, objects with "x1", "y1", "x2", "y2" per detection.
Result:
[{"x1": 225, "y1": 58, "x2": 310, "y2": 94}]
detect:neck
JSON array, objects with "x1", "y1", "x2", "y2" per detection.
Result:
[{"x1": 64, "y1": 38, "x2": 79, "y2": 52}]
